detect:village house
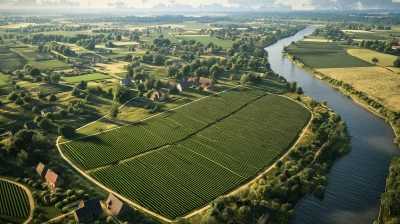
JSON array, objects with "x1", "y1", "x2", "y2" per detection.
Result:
[
  {"x1": 24, "y1": 120, "x2": 38, "y2": 130},
  {"x1": 44, "y1": 169, "x2": 64, "y2": 187},
  {"x1": 106, "y1": 193, "x2": 129, "y2": 217},
  {"x1": 392, "y1": 45, "x2": 400, "y2": 50},
  {"x1": 41, "y1": 106, "x2": 62, "y2": 116},
  {"x1": 36, "y1": 162, "x2": 48, "y2": 177},
  {"x1": 74, "y1": 198, "x2": 103, "y2": 223},
  {"x1": 166, "y1": 80, "x2": 189, "y2": 92},
  {"x1": 150, "y1": 91, "x2": 168, "y2": 102},
  {"x1": 199, "y1": 77, "x2": 214, "y2": 90},
  {"x1": 120, "y1": 78, "x2": 134, "y2": 87},
  {"x1": 73, "y1": 67, "x2": 81, "y2": 73},
  {"x1": 74, "y1": 61, "x2": 83, "y2": 68},
  {"x1": 188, "y1": 77, "x2": 199, "y2": 85}
]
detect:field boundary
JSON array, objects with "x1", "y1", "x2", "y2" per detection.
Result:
[
  {"x1": 56, "y1": 92, "x2": 313, "y2": 222},
  {"x1": 0, "y1": 178, "x2": 35, "y2": 224}
]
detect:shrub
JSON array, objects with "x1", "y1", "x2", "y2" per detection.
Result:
[{"x1": 61, "y1": 207, "x2": 68, "y2": 213}]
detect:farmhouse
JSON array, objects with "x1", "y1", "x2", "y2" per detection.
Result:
[
  {"x1": 36, "y1": 162, "x2": 48, "y2": 177},
  {"x1": 41, "y1": 106, "x2": 62, "y2": 116},
  {"x1": 188, "y1": 77, "x2": 199, "y2": 85},
  {"x1": 150, "y1": 91, "x2": 168, "y2": 102},
  {"x1": 199, "y1": 77, "x2": 214, "y2": 89},
  {"x1": 74, "y1": 198, "x2": 102, "y2": 223},
  {"x1": 44, "y1": 169, "x2": 64, "y2": 187},
  {"x1": 166, "y1": 80, "x2": 190, "y2": 92},
  {"x1": 106, "y1": 193, "x2": 129, "y2": 216},
  {"x1": 24, "y1": 120, "x2": 38, "y2": 130},
  {"x1": 120, "y1": 78, "x2": 134, "y2": 87},
  {"x1": 392, "y1": 46, "x2": 400, "y2": 50}
]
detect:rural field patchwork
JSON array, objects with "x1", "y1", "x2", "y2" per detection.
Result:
[
  {"x1": 0, "y1": 180, "x2": 30, "y2": 220},
  {"x1": 60, "y1": 89, "x2": 311, "y2": 219},
  {"x1": 347, "y1": 49, "x2": 399, "y2": 67},
  {"x1": 62, "y1": 73, "x2": 112, "y2": 83}
]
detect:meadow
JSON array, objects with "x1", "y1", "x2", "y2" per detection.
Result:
[
  {"x1": 0, "y1": 72, "x2": 8, "y2": 86},
  {"x1": 175, "y1": 35, "x2": 234, "y2": 49},
  {"x1": 316, "y1": 66, "x2": 400, "y2": 111},
  {"x1": 286, "y1": 41, "x2": 373, "y2": 68},
  {"x1": 0, "y1": 48, "x2": 26, "y2": 70},
  {"x1": 347, "y1": 49, "x2": 399, "y2": 67},
  {"x1": 0, "y1": 180, "x2": 30, "y2": 223},
  {"x1": 62, "y1": 73, "x2": 112, "y2": 83},
  {"x1": 31, "y1": 59, "x2": 70, "y2": 70}
]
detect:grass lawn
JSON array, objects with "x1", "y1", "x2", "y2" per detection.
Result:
[
  {"x1": 287, "y1": 41, "x2": 373, "y2": 68},
  {"x1": 62, "y1": 73, "x2": 112, "y2": 83},
  {"x1": 316, "y1": 66, "x2": 400, "y2": 111},
  {"x1": 0, "y1": 48, "x2": 26, "y2": 70},
  {"x1": 347, "y1": 49, "x2": 399, "y2": 67},
  {"x1": 31, "y1": 60, "x2": 70, "y2": 70}
]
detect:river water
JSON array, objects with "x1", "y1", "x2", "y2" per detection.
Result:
[{"x1": 265, "y1": 27, "x2": 400, "y2": 224}]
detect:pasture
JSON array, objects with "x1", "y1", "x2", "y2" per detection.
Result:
[
  {"x1": 62, "y1": 73, "x2": 112, "y2": 83},
  {"x1": 316, "y1": 66, "x2": 400, "y2": 111},
  {"x1": 0, "y1": 48, "x2": 26, "y2": 70},
  {"x1": 287, "y1": 41, "x2": 373, "y2": 68},
  {"x1": 0, "y1": 180, "x2": 30, "y2": 222},
  {"x1": 31, "y1": 60, "x2": 70, "y2": 70},
  {"x1": 347, "y1": 49, "x2": 399, "y2": 67},
  {"x1": 60, "y1": 89, "x2": 310, "y2": 219}
]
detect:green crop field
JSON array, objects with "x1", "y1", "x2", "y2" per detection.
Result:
[
  {"x1": 29, "y1": 83, "x2": 73, "y2": 95},
  {"x1": 286, "y1": 41, "x2": 373, "y2": 68},
  {"x1": 62, "y1": 73, "x2": 112, "y2": 83},
  {"x1": 60, "y1": 89, "x2": 310, "y2": 219},
  {"x1": 0, "y1": 180, "x2": 30, "y2": 221},
  {"x1": 31, "y1": 59, "x2": 70, "y2": 70}
]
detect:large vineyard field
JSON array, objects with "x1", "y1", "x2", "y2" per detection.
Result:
[
  {"x1": 0, "y1": 180, "x2": 30, "y2": 221},
  {"x1": 61, "y1": 91, "x2": 311, "y2": 219}
]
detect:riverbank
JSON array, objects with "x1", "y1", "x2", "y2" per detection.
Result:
[
  {"x1": 284, "y1": 52, "x2": 399, "y2": 144},
  {"x1": 284, "y1": 51, "x2": 400, "y2": 222}
]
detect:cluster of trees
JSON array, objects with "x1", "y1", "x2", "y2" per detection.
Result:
[
  {"x1": 359, "y1": 39, "x2": 399, "y2": 54},
  {"x1": 379, "y1": 157, "x2": 400, "y2": 223}
]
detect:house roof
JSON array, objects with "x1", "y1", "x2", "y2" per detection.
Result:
[
  {"x1": 188, "y1": 77, "x2": 199, "y2": 84},
  {"x1": 106, "y1": 193, "x2": 126, "y2": 215},
  {"x1": 80, "y1": 198, "x2": 102, "y2": 212},
  {"x1": 120, "y1": 78, "x2": 134, "y2": 86},
  {"x1": 199, "y1": 77, "x2": 214, "y2": 87},
  {"x1": 24, "y1": 120, "x2": 38, "y2": 130},
  {"x1": 392, "y1": 46, "x2": 400, "y2": 49},
  {"x1": 45, "y1": 170, "x2": 62, "y2": 185},
  {"x1": 36, "y1": 162, "x2": 48, "y2": 177},
  {"x1": 75, "y1": 207, "x2": 89, "y2": 220},
  {"x1": 10, "y1": 126, "x2": 24, "y2": 136},
  {"x1": 179, "y1": 80, "x2": 190, "y2": 89}
]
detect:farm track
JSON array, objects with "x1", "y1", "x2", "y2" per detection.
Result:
[
  {"x1": 0, "y1": 178, "x2": 34, "y2": 224},
  {"x1": 56, "y1": 88, "x2": 314, "y2": 222}
]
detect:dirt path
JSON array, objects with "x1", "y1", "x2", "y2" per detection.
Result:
[
  {"x1": 0, "y1": 178, "x2": 35, "y2": 224},
  {"x1": 42, "y1": 210, "x2": 74, "y2": 224}
]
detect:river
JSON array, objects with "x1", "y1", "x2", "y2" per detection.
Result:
[{"x1": 265, "y1": 27, "x2": 400, "y2": 224}]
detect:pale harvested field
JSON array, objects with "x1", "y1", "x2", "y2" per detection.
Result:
[
  {"x1": 302, "y1": 39, "x2": 332, "y2": 42},
  {"x1": 316, "y1": 67, "x2": 400, "y2": 111},
  {"x1": 347, "y1": 49, "x2": 398, "y2": 67},
  {"x1": 95, "y1": 61, "x2": 130, "y2": 74},
  {"x1": 342, "y1": 30, "x2": 374, "y2": 33},
  {"x1": 386, "y1": 67, "x2": 400, "y2": 74},
  {"x1": 0, "y1": 22, "x2": 36, "y2": 28}
]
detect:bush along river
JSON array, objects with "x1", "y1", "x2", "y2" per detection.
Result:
[{"x1": 265, "y1": 26, "x2": 400, "y2": 224}]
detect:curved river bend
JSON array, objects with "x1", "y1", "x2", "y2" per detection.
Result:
[{"x1": 265, "y1": 27, "x2": 400, "y2": 224}]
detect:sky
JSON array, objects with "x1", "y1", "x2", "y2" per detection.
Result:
[{"x1": 1, "y1": 0, "x2": 400, "y2": 10}]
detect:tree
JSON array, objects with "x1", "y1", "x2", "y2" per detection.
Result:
[
  {"x1": 240, "y1": 74, "x2": 248, "y2": 86},
  {"x1": 38, "y1": 118, "x2": 53, "y2": 131},
  {"x1": 14, "y1": 97, "x2": 24, "y2": 105},
  {"x1": 50, "y1": 73, "x2": 61, "y2": 83},
  {"x1": 109, "y1": 105, "x2": 119, "y2": 118},
  {"x1": 154, "y1": 80, "x2": 162, "y2": 90},
  {"x1": 116, "y1": 34, "x2": 122, "y2": 41},
  {"x1": 48, "y1": 94, "x2": 57, "y2": 102},
  {"x1": 58, "y1": 124, "x2": 76, "y2": 138},
  {"x1": 17, "y1": 150, "x2": 28, "y2": 166},
  {"x1": 153, "y1": 54, "x2": 164, "y2": 65},
  {"x1": 394, "y1": 58, "x2": 400, "y2": 68},
  {"x1": 7, "y1": 92, "x2": 19, "y2": 102},
  {"x1": 106, "y1": 216, "x2": 114, "y2": 223},
  {"x1": 167, "y1": 66, "x2": 177, "y2": 78},
  {"x1": 372, "y1": 57, "x2": 379, "y2": 65},
  {"x1": 169, "y1": 86, "x2": 179, "y2": 94},
  {"x1": 76, "y1": 80, "x2": 87, "y2": 89},
  {"x1": 71, "y1": 87, "x2": 80, "y2": 96},
  {"x1": 113, "y1": 85, "x2": 130, "y2": 102},
  {"x1": 181, "y1": 64, "x2": 191, "y2": 77},
  {"x1": 29, "y1": 67, "x2": 41, "y2": 77},
  {"x1": 32, "y1": 106, "x2": 40, "y2": 114}
]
